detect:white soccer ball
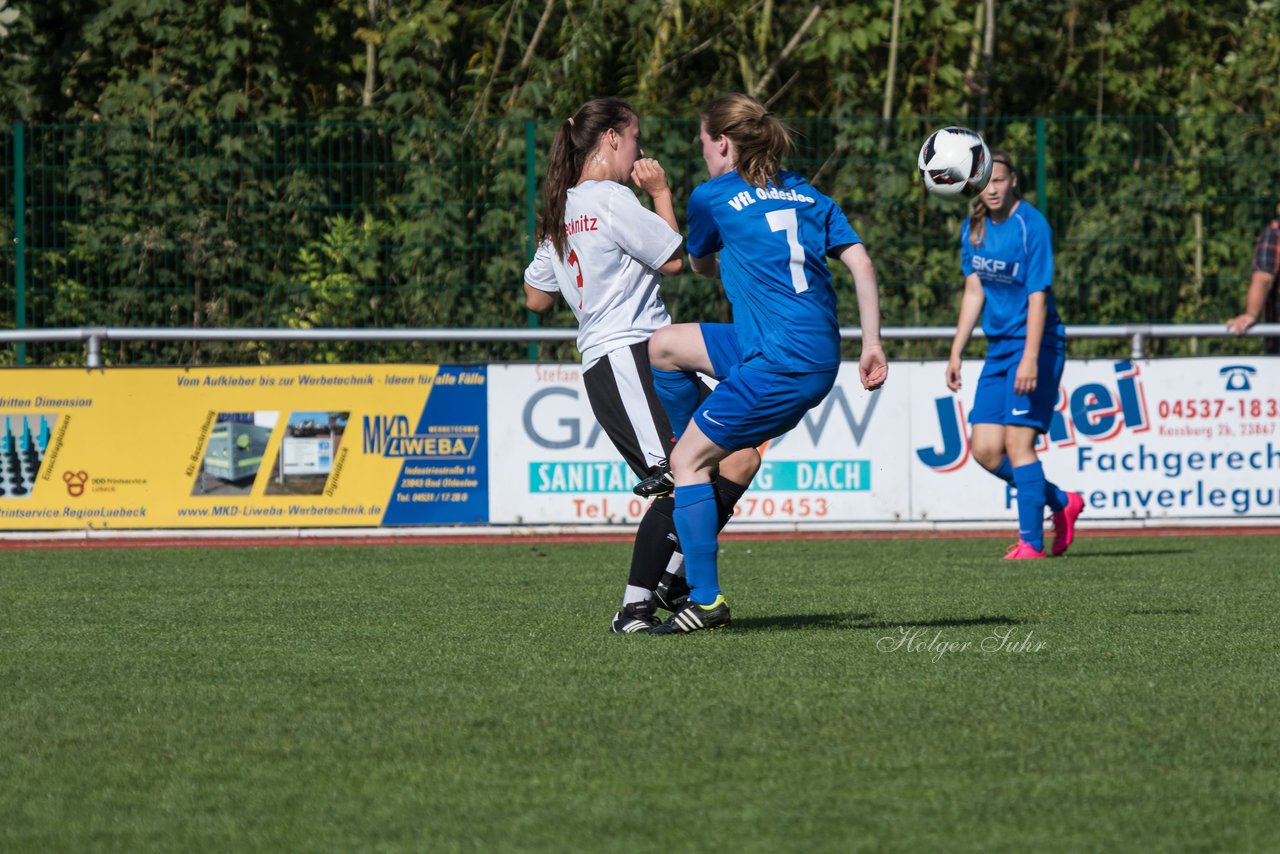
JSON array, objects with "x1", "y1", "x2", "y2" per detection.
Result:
[{"x1": 917, "y1": 127, "x2": 993, "y2": 201}]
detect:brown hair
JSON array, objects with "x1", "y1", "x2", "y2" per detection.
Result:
[
  {"x1": 536, "y1": 98, "x2": 636, "y2": 259},
  {"x1": 699, "y1": 93, "x2": 793, "y2": 189},
  {"x1": 968, "y1": 148, "x2": 1019, "y2": 247}
]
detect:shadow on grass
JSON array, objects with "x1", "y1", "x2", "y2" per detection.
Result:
[
  {"x1": 1126, "y1": 607, "x2": 1200, "y2": 616},
  {"x1": 848, "y1": 614, "x2": 1024, "y2": 631},
  {"x1": 1068, "y1": 548, "x2": 1194, "y2": 559},
  {"x1": 732, "y1": 613, "x2": 1024, "y2": 632},
  {"x1": 732, "y1": 612, "x2": 876, "y2": 631}
]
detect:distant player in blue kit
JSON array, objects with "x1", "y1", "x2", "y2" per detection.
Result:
[
  {"x1": 946, "y1": 149, "x2": 1084, "y2": 559},
  {"x1": 643, "y1": 93, "x2": 888, "y2": 634}
]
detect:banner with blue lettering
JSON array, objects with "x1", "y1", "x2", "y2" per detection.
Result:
[
  {"x1": 486, "y1": 362, "x2": 909, "y2": 525},
  {"x1": 912, "y1": 358, "x2": 1278, "y2": 520},
  {"x1": 379, "y1": 366, "x2": 489, "y2": 525},
  {"x1": 3, "y1": 359, "x2": 1273, "y2": 530},
  {"x1": 0, "y1": 364, "x2": 492, "y2": 530},
  {"x1": 488, "y1": 359, "x2": 1279, "y2": 524}
]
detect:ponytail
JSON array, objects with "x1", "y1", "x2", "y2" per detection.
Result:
[
  {"x1": 537, "y1": 98, "x2": 636, "y2": 259},
  {"x1": 699, "y1": 93, "x2": 793, "y2": 189}
]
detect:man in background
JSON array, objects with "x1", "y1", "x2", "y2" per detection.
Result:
[{"x1": 1226, "y1": 215, "x2": 1280, "y2": 354}]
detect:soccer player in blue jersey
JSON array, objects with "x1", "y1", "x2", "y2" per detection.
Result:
[
  {"x1": 524, "y1": 97, "x2": 761, "y2": 633},
  {"x1": 643, "y1": 93, "x2": 888, "y2": 633},
  {"x1": 945, "y1": 149, "x2": 1084, "y2": 559}
]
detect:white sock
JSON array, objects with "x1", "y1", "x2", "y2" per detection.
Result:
[
  {"x1": 623, "y1": 585, "x2": 653, "y2": 606},
  {"x1": 665, "y1": 552, "x2": 685, "y2": 578}
]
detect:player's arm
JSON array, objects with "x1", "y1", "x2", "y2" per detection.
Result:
[
  {"x1": 656, "y1": 246, "x2": 683, "y2": 277},
  {"x1": 1226, "y1": 270, "x2": 1276, "y2": 334},
  {"x1": 835, "y1": 242, "x2": 887, "y2": 391},
  {"x1": 684, "y1": 183, "x2": 720, "y2": 279},
  {"x1": 524, "y1": 241, "x2": 561, "y2": 313},
  {"x1": 524, "y1": 283, "x2": 558, "y2": 314},
  {"x1": 647, "y1": 190, "x2": 683, "y2": 276},
  {"x1": 947, "y1": 273, "x2": 985, "y2": 391},
  {"x1": 1017, "y1": 290, "x2": 1047, "y2": 395},
  {"x1": 689, "y1": 253, "x2": 719, "y2": 278},
  {"x1": 631, "y1": 158, "x2": 683, "y2": 276}
]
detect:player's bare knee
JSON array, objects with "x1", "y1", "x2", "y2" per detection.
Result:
[
  {"x1": 648, "y1": 326, "x2": 678, "y2": 370},
  {"x1": 719, "y1": 447, "x2": 761, "y2": 485},
  {"x1": 1004, "y1": 425, "x2": 1035, "y2": 449},
  {"x1": 670, "y1": 440, "x2": 720, "y2": 484},
  {"x1": 1004, "y1": 427, "x2": 1038, "y2": 465},
  {"x1": 970, "y1": 440, "x2": 1004, "y2": 472}
]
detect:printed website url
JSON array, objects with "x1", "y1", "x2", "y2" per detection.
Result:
[{"x1": 176, "y1": 505, "x2": 371, "y2": 518}]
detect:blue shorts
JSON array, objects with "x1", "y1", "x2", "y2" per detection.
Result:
[
  {"x1": 693, "y1": 323, "x2": 838, "y2": 451},
  {"x1": 969, "y1": 340, "x2": 1066, "y2": 433},
  {"x1": 699, "y1": 322, "x2": 739, "y2": 381}
]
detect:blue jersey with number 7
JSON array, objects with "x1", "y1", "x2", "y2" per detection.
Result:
[{"x1": 686, "y1": 169, "x2": 860, "y2": 373}]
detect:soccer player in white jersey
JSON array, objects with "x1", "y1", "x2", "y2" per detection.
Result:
[{"x1": 523, "y1": 97, "x2": 761, "y2": 633}]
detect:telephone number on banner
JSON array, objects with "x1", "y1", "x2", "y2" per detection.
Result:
[
  {"x1": 732, "y1": 497, "x2": 832, "y2": 519},
  {"x1": 569, "y1": 496, "x2": 834, "y2": 521},
  {"x1": 1157, "y1": 398, "x2": 1279, "y2": 419}
]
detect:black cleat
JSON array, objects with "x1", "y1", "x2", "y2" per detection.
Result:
[
  {"x1": 611, "y1": 599, "x2": 660, "y2": 634},
  {"x1": 633, "y1": 462, "x2": 674, "y2": 498},
  {"x1": 654, "y1": 572, "x2": 691, "y2": 612},
  {"x1": 648, "y1": 596, "x2": 731, "y2": 634}
]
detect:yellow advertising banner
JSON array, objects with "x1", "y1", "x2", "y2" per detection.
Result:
[{"x1": 0, "y1": 365, "x2": 490, "y2": 530}]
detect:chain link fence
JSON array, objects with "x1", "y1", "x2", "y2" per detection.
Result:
[{"x1": 2, "y1": 115, "x2": 1277, "y2": 366}]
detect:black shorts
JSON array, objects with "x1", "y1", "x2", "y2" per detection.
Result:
[{"x1": 583, "y1": 340, "x2": 699, "y2": 478}]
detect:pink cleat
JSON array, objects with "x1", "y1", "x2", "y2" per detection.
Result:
[
  {"x1": 1051, "y1": 492, "x2": 1085, "y2": 556},
  {"x1": 1004, "y1": 540, "x2": 1047, "y2": 560}
]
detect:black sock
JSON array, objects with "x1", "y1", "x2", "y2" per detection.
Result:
[
  {"x1": 627, "y1": 496, "x2": 678, "y2": 590},
  {"x1": 713, "y1": 475, "x2": 749, "y2": 530},
  {"x1": 628, "y1": 477, "x2": 748, "y2": 592}
]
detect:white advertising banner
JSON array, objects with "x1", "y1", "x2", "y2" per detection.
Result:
[
  {"x1": 913, "y1": 357, "x2": 1280, "y2": 521},
  {"x1": 488, "y1": 358, "x2": 1280, "y2": 525},
  {"x1": 486, "y1": 363, "x2": 905, "y2": 524},
  {"x1": 487, "y1": 364, "x2": 645, "y2": 525}
]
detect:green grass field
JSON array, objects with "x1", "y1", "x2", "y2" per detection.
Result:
[{"x1": 2, "y1": 534, "x2": 1278, "y2": 852}]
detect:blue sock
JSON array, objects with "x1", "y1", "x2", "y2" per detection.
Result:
[
  {"x1": 995, "y1": 454, "x2": 1066, "y2": 512},
  {"x1": 651, "y1": 368, "x2": 701, "y2": 441},
  {"x1": 673, "y1": 483, "x2": 720, "y2": 604},
  {"x1": 1044, "y1": 479, "x2": 1068, "y2": 513},
  {"x1": 1011, "y1": 462, "x2": 1047, "y2": 552}
]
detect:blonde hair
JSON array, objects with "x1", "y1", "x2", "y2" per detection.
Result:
[
  {"x1": 699, "y1": 93, "x2": 793, "y2": 189},
  {"x1": 968, "y1": 149, "x2": 1019, "y2": 247}
]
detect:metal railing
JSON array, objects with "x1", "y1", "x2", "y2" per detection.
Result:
[{"x1": 1, "y1": 325, "x2": 1276, "y2": 369}]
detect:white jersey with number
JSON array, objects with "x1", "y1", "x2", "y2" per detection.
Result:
[{"x1": 524, "y1": 180, "x2": 682, "y2": 369}]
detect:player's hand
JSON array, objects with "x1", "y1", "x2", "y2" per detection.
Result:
[
  {"x1": 860, "y1": 345, "x2": 888, "y2": 391},
  {"x1": 631, "y1": 158, "x2": 670, "y2": 199},
  {"x1": 945, "y1": 357, "x2": 962, "y2": 392},
  {"x1": 1225, "y1": 313, "x2": 1257, "y2": 335},
  {"x1": 1014, "y1": 356, "x2": 1038, "y2": 395}
]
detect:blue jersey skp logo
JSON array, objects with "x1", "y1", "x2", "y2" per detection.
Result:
[
  {"x1": 916, "y1": 361, "x2": 1150, "y2": 472},
  {"x1": 362, "y1": 415, "x2": 479, "y2": 459}
]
